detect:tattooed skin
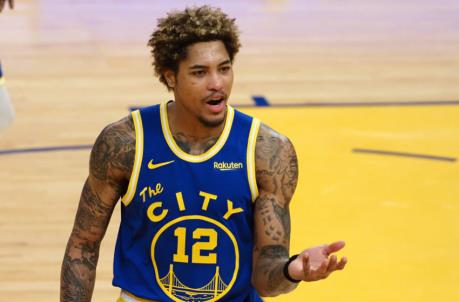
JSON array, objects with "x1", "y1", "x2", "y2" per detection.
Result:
[
  {"x1": 252, "y1": 124, "x2": 299, "y2": 297},
  {"x1": 60, "y1": 116, "x2": 135, "y2": 302},
  {"x1": 259, "y1": 245, "x2": 292, "y2": 292},
  {"x1": 173, "y1": 132, "x2": 219, "y2": 155}
]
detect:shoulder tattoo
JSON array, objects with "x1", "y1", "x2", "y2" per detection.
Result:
[
  {"x1": 89, "y1": 116, "x2": 135, "y2": 194},
  {"x1": 255, "y1": 124, "x2": 299, "y2": 205}
]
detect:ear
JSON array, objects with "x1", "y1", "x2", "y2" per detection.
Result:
[{"x1": 164, "y1": 70, "x2": 176, "y2": 89}]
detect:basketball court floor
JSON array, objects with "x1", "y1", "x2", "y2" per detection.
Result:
[{"x1": 0, "y1": 0, "x2": 458, "y2": 301}]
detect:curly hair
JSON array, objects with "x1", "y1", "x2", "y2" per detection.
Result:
[{"x1": 148, "y1": 5, "x2": 241, "y2": 90}]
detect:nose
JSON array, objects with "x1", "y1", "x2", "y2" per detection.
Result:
[{"x1": 207, "y1": 71, "x2": 223, "y2": 91}]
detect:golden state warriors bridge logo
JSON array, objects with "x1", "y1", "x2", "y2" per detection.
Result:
[{"x1": 151, "y1": 215, "x2": 239, "y2": 302}]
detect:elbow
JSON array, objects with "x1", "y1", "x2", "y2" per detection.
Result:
[
  {"x1": 252, "y1": 276, "x2": 283, "y2": 297},
  {"x1": 256, "y1": 289, "x2": 281, "y2": 298},
  {"x1": 254, "y1": 285, "x2": 283, "y2": 298}
]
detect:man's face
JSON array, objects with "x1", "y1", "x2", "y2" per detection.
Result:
[{"x1": 168, "y1": 40, "x2": 234, "y2": 128}]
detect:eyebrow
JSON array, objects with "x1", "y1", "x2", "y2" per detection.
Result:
[{"x1": 189, "y1": 60, "x2": 232, "y2": 70}]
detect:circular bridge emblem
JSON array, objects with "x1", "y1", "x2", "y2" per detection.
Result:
[{"x1": 151, "y1": 215, "x2": 239, "y2": 301}]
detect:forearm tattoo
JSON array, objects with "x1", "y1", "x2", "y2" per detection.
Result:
[
  {"x1": 60, "y1": 117, "x2": 135, "y2": 302},
  {"x1": 61, "y1": 239, "x2": 98, "y2": 302},
  {"x1": 254, "y1": 195, "x2": 298, "y2": 295},
  {"x1": 258, "y1": 245, "x2": 292, "y2": 292},
  {"x1": 60, "y1": 181, "x2": 108, "y2": 302}
]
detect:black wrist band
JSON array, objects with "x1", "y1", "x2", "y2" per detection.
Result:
[{"x1": 283, "y1": 254, "x2": 301, "y2": 283}]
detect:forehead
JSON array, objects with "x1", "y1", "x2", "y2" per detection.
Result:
[{"x1": 182, "y1": 40, "x2": 230, "y2": 66}]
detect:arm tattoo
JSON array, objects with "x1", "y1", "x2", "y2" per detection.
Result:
[
  {"x1": 256, "y1": 195, "x2": 291, "y2": 244},
  {"x1": 253, "y1": 124, "x2": 299, "y2": 296},
  {"x1": 90, "y1": 116, "x2": 135, "y2": 191},
  {"x1": 61, "y1": 116, "x2": 135, "y2": 302},
  {"x1": 255, "y1": 124, "x2": 297, "y2": 245},
  {"x1": 258, "y1": 245, "x2": 292, "y2": 292},
  {"x1": 61, "y1": 240, "x2": 98, "y2": 302},
  {"x1": 75, "y1": 180, "x2": 116, "y2": 233},
  {"x1": 256, "y1": 126, "x2": 298, "y2": 204},
  {"x1": 61, "y1": 180, "x2": 112, "y2": 302}
]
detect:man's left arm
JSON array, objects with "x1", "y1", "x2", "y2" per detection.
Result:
[{"x1": 251, "y1": 124, "x2": 347, "y2": 297}]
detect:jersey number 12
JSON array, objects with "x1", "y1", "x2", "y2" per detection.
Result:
[{"x1": 173, "y1": 227, "x2": 217, "y2": 264}]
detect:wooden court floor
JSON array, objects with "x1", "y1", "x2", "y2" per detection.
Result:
[{"x1": 1, "y1": 1, "x2": 459, "y2": 301}]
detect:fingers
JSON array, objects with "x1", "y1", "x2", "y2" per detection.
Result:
[
  {"x1": 318, "y1": 257, "x2": 329, "y2": 277},
  {"x1": 327, "y1": 254, "x2": 347, "y2": 271},
  {"x1": 324, "y1": 241, "x2": 346, "y2": 273},
  {"x1": 322, "y1": 255, "x2": 346, "y2": 279},
  {"x1": 325, "y1": 240, "x2": 345, "y2": 254},
  {"x1": 302, "y1": 253, "x2": 310, "y2": 279},
  {"x1": 326, "y1": 254, "x2": 338, "y2": 273},
  {"x1": 336, "y1": 256, "x2": 347, "y2": 270},
  {"x1": 299, "y1": 241, "x2": 347, "y2": 281},
  {"x1": 302, "y1": 253, "x2": 347, "y2": 282}
]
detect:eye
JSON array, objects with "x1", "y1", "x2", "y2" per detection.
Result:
[
  {"x1": 191, "y1": 70, "x2": 206, "y2": 77},
  {"x1": 219, "y1": 66, "x2": 231, "y2": 73}
]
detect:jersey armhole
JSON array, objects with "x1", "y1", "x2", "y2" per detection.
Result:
[
  {"x1": 120, "y1": 110, "x2": 144, "y2": 206},
  {"x1": 247, "y1": 118, "x2": 261, "y2": 202}
]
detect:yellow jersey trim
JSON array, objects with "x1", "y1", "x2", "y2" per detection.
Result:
[
  {"x1": 247, "y1": 118, "x2": 260, "y2": 202},
  {"x1": 121, "y1": 110, "x2": 144, "y2": 206},
  {"x1": 160, "y1": 102, "x2": 235, "y2": 163}
]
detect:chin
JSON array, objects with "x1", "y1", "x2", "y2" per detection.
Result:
[{"x1": 198, "y1": 113, "x2": 226, "y2": 128}]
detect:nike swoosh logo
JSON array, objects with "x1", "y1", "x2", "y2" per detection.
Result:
[{"x1": 148, "y1": 159, "x2": 175, "y2": 170}]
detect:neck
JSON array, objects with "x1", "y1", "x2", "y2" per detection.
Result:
[{"x1": 166, "y1": 101, "x2": 226, "y2": 155}]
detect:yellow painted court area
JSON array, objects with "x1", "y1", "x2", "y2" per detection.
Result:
[{"x1": 250, "y1": 105, "x2": 459, "y2": 302}]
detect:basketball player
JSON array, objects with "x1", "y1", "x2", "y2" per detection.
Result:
[
  {"x1": 0, "y1": 0, "x2": 14, "y2": 12},
  {"x1": 60, "y1": 6, "x2": 347, "y2": 302},
  {"x1": 0, "y1": 62, "x2": 15, "y2": 132}
]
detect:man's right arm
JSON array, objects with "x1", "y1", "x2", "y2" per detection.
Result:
[
  {"x1": 60, "y1": 116, "x2": 135, "y2": 302},
  {"x1": 0, "y1": 79, "x2": 14, "y2": 131},
  {"x1": 0, "y1": 0, "x2": 14, "y2": 12}
]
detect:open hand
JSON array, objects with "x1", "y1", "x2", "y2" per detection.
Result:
[
  {"x1": 288, "y1": 241, "x2": 347, "y2": 282},
  {"x1": 0, "y1": 0, "x2": 14, "y2": 12}
]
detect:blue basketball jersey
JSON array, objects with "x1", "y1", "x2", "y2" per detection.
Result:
[{"x1": 113, "y1": 102, "x2": 263, "y2": 302}]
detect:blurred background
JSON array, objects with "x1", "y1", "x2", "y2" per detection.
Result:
[{"x1": 0, "y1": 0, "x2": 458, "y2": 301}]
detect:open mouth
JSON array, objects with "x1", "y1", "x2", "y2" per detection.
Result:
[
  {"x1": 207, "y1": 98, "x2": 224, "y2": 105},
  {"x1": 205, "y1": 97, "x2": 226, "y2": 113}
]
